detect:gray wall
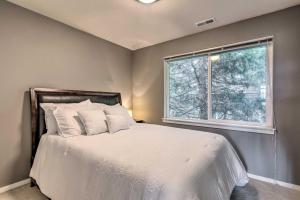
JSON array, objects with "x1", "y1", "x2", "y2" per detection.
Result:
[
  {"x1": 0, "y1": 1, "x2": 132, "y2": 187},
  {"x1": 1, "y1": 0, "x2": 299, "y2": 188},
  {"x1": 132, "y1": 6, "x2": 300, "y2": 185}
]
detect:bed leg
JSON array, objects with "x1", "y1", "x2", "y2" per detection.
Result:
[
  {"x1": 30, "y1": 179, "x2": 51, "y2": 199},
  {"x1": 30, "y1": 178, "x2": 37, "y2": 187}
]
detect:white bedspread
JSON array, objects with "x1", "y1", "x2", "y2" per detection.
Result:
[{"x1": 30, "y1": 124, "x2": 248, "y2": 200}]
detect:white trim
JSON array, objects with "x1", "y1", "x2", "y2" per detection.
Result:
[
  {"x1": 164, "y1": 61, "x2": 169, "y2": 119},
  {"x1": 0, "y1": 179, "x2": 31, "y2": 194},
  {"x1": 248, "y1": 173, "x2": 300, "y2": 191},
  {"x1": 163, "y1": 118, "x2": 275, "y2": 134},
  {"x1": 248, "y1": 173, "x2": 276, "y2": 184},
  {"x1": 164, "y1": 36, "x2": 273, "y2": 60},
  {"x1": 266, "y1": 41, "x2": 274, "y2": 127},
  {"x1": 163, "y1": 40, "x2": 274, "y2": 135},
  {"x1": 277, "y1": 180, "x2": 300, "y2": 191},
  {"x1": 207, "y1": 55, "x2": 212, "y2": 120},
  {"x1": 1, "y1": 176, "x2": 299, "y2": 194}
]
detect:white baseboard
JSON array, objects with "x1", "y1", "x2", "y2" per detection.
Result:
[
  {"x1": 248, "y1": 173, "x2": 300, "y2": 191},
  {"x1": 1, "y1": 175, "x2": 300, "y2": 194},
  {"x1": 0, "y1": 178, "x2": 31, "y2": 194}
]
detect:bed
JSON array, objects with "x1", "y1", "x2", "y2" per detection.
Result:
[{"x1": 29, "y1": 88, "x2": 249, "y2": 200}]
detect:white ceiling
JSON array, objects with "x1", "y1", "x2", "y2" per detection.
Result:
[{"x1": 7, "y1": 0, "x2": 300, "y2": 50}]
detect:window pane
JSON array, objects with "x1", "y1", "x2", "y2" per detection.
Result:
[
  {"x1": 167, "y1": 55, "x2": 208, "y2": 119},
  {"x1": 211, "y1": 45, "x2": 268, "y2": 123}
]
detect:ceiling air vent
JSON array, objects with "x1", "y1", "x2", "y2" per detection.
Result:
[{"x1": 195, "y1": 17, "x2": 215, "y2": 27}]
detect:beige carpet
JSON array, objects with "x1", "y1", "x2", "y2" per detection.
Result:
[
  {"x1": 0, "y1": 179, "x2": 299, "y2": 200},
  {"x1": 0, "y1": 185, "x2": 47, "y2": 200}
]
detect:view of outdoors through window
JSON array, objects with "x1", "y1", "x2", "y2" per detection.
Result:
[
  {"x1": 167, "y1": 44, "x2": 269, "y2": 124},
  {"x1": 168, "y1": 55, "x2": 208, "y2": 119}
]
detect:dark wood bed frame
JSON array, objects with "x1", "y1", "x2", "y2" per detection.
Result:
[{"x1": 29, "y1": 88, "x2": 122, "y2": 189}]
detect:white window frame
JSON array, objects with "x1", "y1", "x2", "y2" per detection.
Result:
[{"x1": 163, "y1": 37, "x2": 275, "y2": 134}]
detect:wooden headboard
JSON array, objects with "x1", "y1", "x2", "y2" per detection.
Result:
[{"x1": 29, "y1": 88, "x2": 122, "y2": 164}]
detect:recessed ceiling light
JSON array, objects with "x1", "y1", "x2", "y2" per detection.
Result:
[{"x1": 136, "y1": 0, "x2": 159, "y2": 4}]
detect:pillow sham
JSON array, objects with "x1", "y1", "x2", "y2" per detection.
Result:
[
  {"x1": 86, "y1": 101, "x2": 107, "y2": 110},
  {"x1": 104, "y1": 104, "x2": 136, "y2": 126},
  {"x1": 53, "y1": 108, "x2": 85, "y2": 137},
  {"x1": 40, "y1": 100, "x2": 90, "y2": 134},
  {"x1": 78, "y1": 110, "x2": 108, "y2": 135},
  {"x1": 106, "y1": 115, "x2": 129, "y2": 133}
]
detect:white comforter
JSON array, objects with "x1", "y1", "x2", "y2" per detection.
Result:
[{"x1": 30, "y1": 124, "x2": 248, "y2": 200}]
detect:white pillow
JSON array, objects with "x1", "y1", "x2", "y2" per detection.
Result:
[
  {"x1": 53, "y1": 108, "x2": 85, "y2": 137},
  {"x1": 104, "y1": 104, "x2": 135, "y2": 126},
  {"x1": 40, "y1": 100, "x2": 90, "y2": 134},
  {"x1": 78, "y1": 110, "x2": 108, "y2": 135},
  {"x1": 86, "y1": 102, "x2": 107, "y2": 110},
  {"x1": 106, "y1": 115, "x2": 129, "y2": 133}
]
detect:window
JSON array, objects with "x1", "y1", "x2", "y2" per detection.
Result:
[{"x1": 164, "y1": 38, "x2": 274, "y2": 134}]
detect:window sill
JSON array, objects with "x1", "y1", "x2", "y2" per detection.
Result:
[{"x1": 162, "y1": 118, "x2": 275, "y2": 134}]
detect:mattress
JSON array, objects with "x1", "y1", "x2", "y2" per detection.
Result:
[{"x1": 30, "y1": 124, "x2": 249, "y2": 200}]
